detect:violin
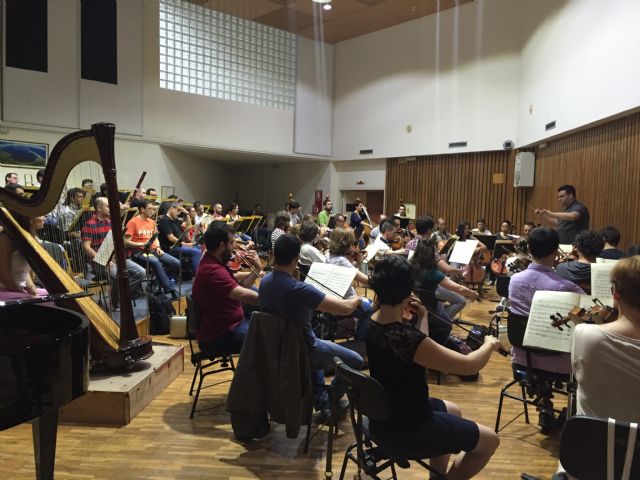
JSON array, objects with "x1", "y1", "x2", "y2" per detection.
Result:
[
  {"x1": 228, "y1": 248, "x2": 262, "y2": 277},
  {"x1": 349, "y1": 245, "x2": 365, "y2": 265},
  {"x1": 550, "y1": 298, "x2": 619, "y2": 331},
  {"x1": 554, "y1": 247, "x2": 578, "y2": 266}
]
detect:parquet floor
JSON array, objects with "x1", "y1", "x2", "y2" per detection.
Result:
[{"x1": 0, "y1": 287, "x2": 562, "y2": 479}]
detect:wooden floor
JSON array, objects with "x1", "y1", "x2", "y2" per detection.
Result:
[{"x1": 0, "y1": 287, "x2": 563, "y2": 479}]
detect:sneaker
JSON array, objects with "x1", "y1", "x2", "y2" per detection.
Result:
[
  {"x1": 314, "y1": 398, "x2": 349, "y2": 425},
  {"x1": 538, "y1": 410, "x2": 557, "y2": 435}
]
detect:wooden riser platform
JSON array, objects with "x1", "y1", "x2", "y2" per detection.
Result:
[{"x1": 59, "y1": 344, "x2": 184, "y2": 426}]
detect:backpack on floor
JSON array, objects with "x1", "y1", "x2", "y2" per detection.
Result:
[{"x1": 149, "y1": 293, "x2": 175, "y2": 335}]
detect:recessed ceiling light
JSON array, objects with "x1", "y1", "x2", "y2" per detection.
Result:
[
  {"x1": 312, "y1": 0, "x2": 331, "y2": 4},
  {"x1": 323, "y1": 4, "x2": 332, "y2": 10}
]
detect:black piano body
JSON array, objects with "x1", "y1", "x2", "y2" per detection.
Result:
[{"x1": 1, "y1": 302, "x2": 90, "y2": 480}]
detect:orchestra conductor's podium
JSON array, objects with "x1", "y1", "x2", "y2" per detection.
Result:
[{"x1": 59, "y1": 344, "x2": 184, "y2": 426}]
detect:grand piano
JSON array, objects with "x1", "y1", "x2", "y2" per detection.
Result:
[{"x1": 0, "y1": 299, "x2": 90, "y2": 480}]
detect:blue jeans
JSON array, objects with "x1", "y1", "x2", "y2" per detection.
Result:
[
  {"x1": 171, "y1": 245, "x2": 202, "y2": 273},
  {"x1": 308, "y1": 339, "x2": 364, "y2": 410},
  {"x1": 131, "y1": 251, "x2": 180, "y2": 293},
  {"x1": 353, "y1": 298, "x2": 373, "y2": 340},
  {"x1": 436, "y1": 285, "x2": 466, "y2": 320},
  {"x1": 198, "y1": 317, "x2": 250, "y2": 356}
]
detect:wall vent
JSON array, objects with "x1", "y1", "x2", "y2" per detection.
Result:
[
  {"x1": 448, "y1": 141, "x2": 467, "y2": 148},
  {"x1": 359, "y1": 149, "x2": 373, "y2": 155},
  {"x1": 545, "y1": 121, "x2": 556, "y2": 131}
]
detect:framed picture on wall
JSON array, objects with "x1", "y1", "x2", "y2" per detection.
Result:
[{"x1": 0, "y1": 139, "x2": 48, "y2": 168}]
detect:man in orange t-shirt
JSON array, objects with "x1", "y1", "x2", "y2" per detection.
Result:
[{"x1": 125, "y1": 199, "x2": 180, "y2": 299}]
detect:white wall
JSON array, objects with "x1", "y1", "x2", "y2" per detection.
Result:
[
  {"x1": 0, "y1": 126, "x2": 231, "y2": 204},
  {"x1": 516, "y1": 0, "x2": 640, "y2": 146},
  {"x1": 333, "y1": 0, "x2": 522, "y2": 160}
]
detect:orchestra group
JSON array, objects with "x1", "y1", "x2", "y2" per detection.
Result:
[{"x1": 2, "y1": 171, "x2": 640, "y2": 480}]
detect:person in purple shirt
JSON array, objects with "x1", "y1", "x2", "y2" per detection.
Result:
[{"x1": 508, "y1": 226, "x2": 584, "y2": 433}]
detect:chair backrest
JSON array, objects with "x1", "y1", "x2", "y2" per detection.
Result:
[
  {"x1": 496, "y1": 275, "x2": 510, "y2": 298},
  {"x1": 185, "y1": 293, "x2": 200, "y2": 354},
  {"x1": 506, "y1": 311, "x2": 529, "y2": 348},
  {"x1": 335, "y1": 358, "x2": 392, "y2": 421},
  {"x1": 560, "y1": 416, "x2": 640, "y2": 480}
]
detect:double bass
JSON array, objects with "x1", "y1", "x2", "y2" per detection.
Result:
[{"x1": 0, "y1": 123, "x2": 153, "y2": 369}]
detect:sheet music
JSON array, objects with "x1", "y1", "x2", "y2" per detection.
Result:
[
  {"x1": 591, "y1": 262, "x2": 616, "y2": 307},
  {"x1": 596, "y1": 257, "x2": 619, "y2": 264},
  {"x1": 304, "y1": 262, "x2": 357, "y2": 299},
  {"x1": 94, "y1": 231, "x2": 114, "y2": 266},
  {"x1": 523, "y1": 291, "x2": 583, "y2": 353},
  {"x1": 448, "y1": 240, "x2": 478, "y2": 265},
  {"x1": 364, "y1": 243, "x2": 380, "y2": 262},
  {"x1": 559, "y1": 244, "x2": 574, "y2": 254}
]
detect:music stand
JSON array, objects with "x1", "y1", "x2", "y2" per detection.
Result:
[
  {"x1": 493, "y1": 239, "x2": 516, "y2": 259},
  {"x1": 235, "y1": 217, "x2": 253, "y2": 235},
  {"x1": 438, "y1": 236, "x2": 457, "y2": 256},
  {"x1": 473, "y1": 234, "x2": 497, "y2": 252}
]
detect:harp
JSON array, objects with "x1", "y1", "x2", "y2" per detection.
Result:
[{"x1": 0, "y1": 123, "x2": 152, "y2": 369}]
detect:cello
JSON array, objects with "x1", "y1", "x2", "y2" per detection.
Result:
[{"x1": 0, "y1": 123, "x2": 153, "y2": 369}]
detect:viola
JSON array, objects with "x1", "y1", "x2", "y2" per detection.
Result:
[{"x1": 550, "y1": 299, "x2": 618, "y2": 331}]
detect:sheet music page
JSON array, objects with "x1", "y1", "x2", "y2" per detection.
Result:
[
  {"x1": 364, "y1": 243, "x2": 380, "y2": 262},
  {"x1": 591, "y1": 263, "x2": 616, "y2": 307},
  {"x1": 407, "y1": 249, "x2": 415, "y2": 261},
  {"x1": 523, "y1": 290, "x2": 582, "y2": 353},
  {"x1": 559, "y1": 244, "x2": 574, "y2": 254},
  {"x1": 596, "y1": 257, "x2": 619, "y2": 264},
  {"x1": 94, "y1": 231, "x2": 114, "y2": 266},
  {"x1": 448, "y1": 240, "x2": 478, "y2": 265},
  {"x1": 305, "y1": 263, "x2": 357, "y2": 298}
]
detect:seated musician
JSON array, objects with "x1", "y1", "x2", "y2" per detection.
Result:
[
  {"x1": 472, "y1": 218, "x2": 492, "y2": 235},
  {"x1": 288, "y1": 200, "x2": 303, "y2": 227},
  {"x1": 366, "y1": 255, "x2": 501, "y2": 479},
  {"x1": 395, "y1": 203, "x2": 407, "y2": 217},
  {"x1": 508, "y1": 227, "x2": 584, "y2": 432},
  {"x1": 298, "y1": 222, "x2": 327, "y2": 266},
  {"x1": 4, "y1": 171, "x2": 19, "y2": 186},
  {"x1": 192, "y1": 201, "x2": 206, "y2": 225},
  {"x1": 327, "y1": 228, "x2": 373, "y2": 340},
  {"x1": 453, "y1": 220, "x2": 488, "y2": 272},
  {"x1": 497, "y1": 220, "x2": 514, "y2": 240},
  {"x1": 271, "y1": 210, "x2": 291, "y2": 246},
  {"x1": 555, "y1": 230, "x2": 604, "y2": 294},
  {"x1": 317, "y1": 198, "x2": 332, "y2": 227},
  {"x1": 55, "y1": 188, "x2": 85, "y2": 239},
  {"x1": 128, "y1": 187, "x2": 147, "y2": 209},
  {"x1": 259, "y1": 234, "x2": 363, "y2": 422},
  {"x1": 157, "y1": 201, "x2": 202, "y2": 274},
  {"x1": 598, "y1": 225, "x2": 625, "y2": 260},
  {"x1": 81, "y1": 197, "x2": 145, "y2": 309},
  {"x1": 211, "y1": 203, "x2": 225, "y2": 220},
  {"x1": 125, "y1": 199, "x2": 180, "y2": 300},
  {"x1": 0, "y1": 211, "x2": 48, "y2": 300},
  {"x1": 571, "y1": 254, "x2": 640, "y2": 421},
  {"x1": 4, "y1": 183, "x2": 26, "y2": 197},
  {"x1": 433, "y1": 217, "x2": 451, "y2": 243},
  {"x1": 411, "y1": 238, "x2": 479, "y2": 346},
  {"x1": 522, "y1": 221, "x2": 535, "y2": 242},
  {"x1": 225, "y1": 203, "x2": 241, "y2": 223},
  {"x1": 373, "y1": 220, "x2": 407, "y2": 260},
  {"x1": 192, "y1": 222, "x2": 262, "y2": 355}
]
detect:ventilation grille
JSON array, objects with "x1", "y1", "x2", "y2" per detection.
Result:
[
  {"x1": 269, "y1": 0, "x2": 296, "y2": 5},
  {"x1": 360, "y1": 149, "x2": 374, "y2": 155},
  {"x1": 449, "y1": 141, "x2": 468, "y2": 148},
  {"x1": 356, "y1": 0, "x2": 387, "y2": 6},
  {"x1": 545, "y1": 121, "x2": 556, "y2": 131}
]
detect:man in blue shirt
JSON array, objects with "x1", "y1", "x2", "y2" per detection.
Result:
[{"x1": 259, "y1": 234, "x2": 364, "y2": 421}]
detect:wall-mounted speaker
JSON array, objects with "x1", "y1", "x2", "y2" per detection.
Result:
[{"x1": 514, "y1": 152, "x2": 535, "y2": 187}]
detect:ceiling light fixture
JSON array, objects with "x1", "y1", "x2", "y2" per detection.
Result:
[{"x1": 323, "y1": 4, "x2": 332, "y2": 10}]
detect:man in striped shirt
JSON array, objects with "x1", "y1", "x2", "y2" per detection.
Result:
[{"x1": 82, "y1": 197, "x2": 145, "y2": 309}]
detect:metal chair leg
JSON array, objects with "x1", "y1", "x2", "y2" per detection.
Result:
[
  {"x1": 521, "y1": 383, "x2": 530, "y2": 424},
  {"x1": 190, "y1": 366, "x2": 206, "y2": 419},
  {"x1": 189, "y1": 362, "x2": 200, "y2": 396}
]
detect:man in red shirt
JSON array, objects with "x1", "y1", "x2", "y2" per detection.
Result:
[
  {"x1": 125, "y1": 199, "x2": 180, "y2": 300},
  {"x1": 192, "y1": 221, "x2": 262, "y2": 354}
]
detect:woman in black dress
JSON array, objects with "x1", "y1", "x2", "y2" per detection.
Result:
[{"x1": 366, "y1": 255, "x2": 502, "y2": 479}]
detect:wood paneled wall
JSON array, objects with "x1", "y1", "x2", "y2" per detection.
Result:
[
  {"x1": 386, "y1": 111, "x2": 640, "y2": 248},
  {"x1": 385, "y1": 150, "x2": 528, "y2": 235}
]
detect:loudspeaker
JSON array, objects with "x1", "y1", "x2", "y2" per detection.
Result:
[{"x1": 514, "y1": 152, "x2": 535, "y2": 187}]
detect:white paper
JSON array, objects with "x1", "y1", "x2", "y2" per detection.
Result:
[
  {"x1": 523, "y1": 290, "x2": 584, "y2": 353},
  {"x1": 559, "y1": 244, "x2": 574, "y2": 254},
  {"x1": 94, "y1": 231, "x2": 114, "y2": 267},
  {"x1": 591, "y1": 263, "x2": 615, "y2": 307},
  {"x1": 596, "y1": 257, "x2": 619, "y2": 264},
  {"x1": 448, "y1": 239, "x2": 478, "y2": 265},
  {"x1": 364, "y1": 243, "x2": 380, "y2": 262},
  {"x1": 304, "y1": 262, "x2": 358, "y2": 299}
]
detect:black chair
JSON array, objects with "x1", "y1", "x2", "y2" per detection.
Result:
[
  {"x1": 185, "y1": 294, "x2": 235, "y2": 419},
  {"x1": 334, "y1": 358, "x2": 446, "y2": 480},
  {"x1": 489, "y1": 275, "x2": 510, "y2": 334},
  {"x1": 559, "y1": 416, "x2": 640, "y2": 479},
  {"x1": 495, "y1": 311, "x2": 570, "y2": 432}
]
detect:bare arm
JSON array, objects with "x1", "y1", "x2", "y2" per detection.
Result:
[
  {"x1": 317, "y1": 295, "x2": 361, "y2": 316},
  {"x1": 83, "y1": 239, "x2": 97, "y2": 260},
  {"x1": 437, "y1": 258, "x2": 461, "y2": 276},
  {"x1": 354, "y1": 270, "x2": 368, "y2": 285},
  {"x1": 228, "y1": 285, "x2": 259, "y2": 305},
  {"x1": 413, "y1": 335, "x2": 501, "y2": 376}
]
